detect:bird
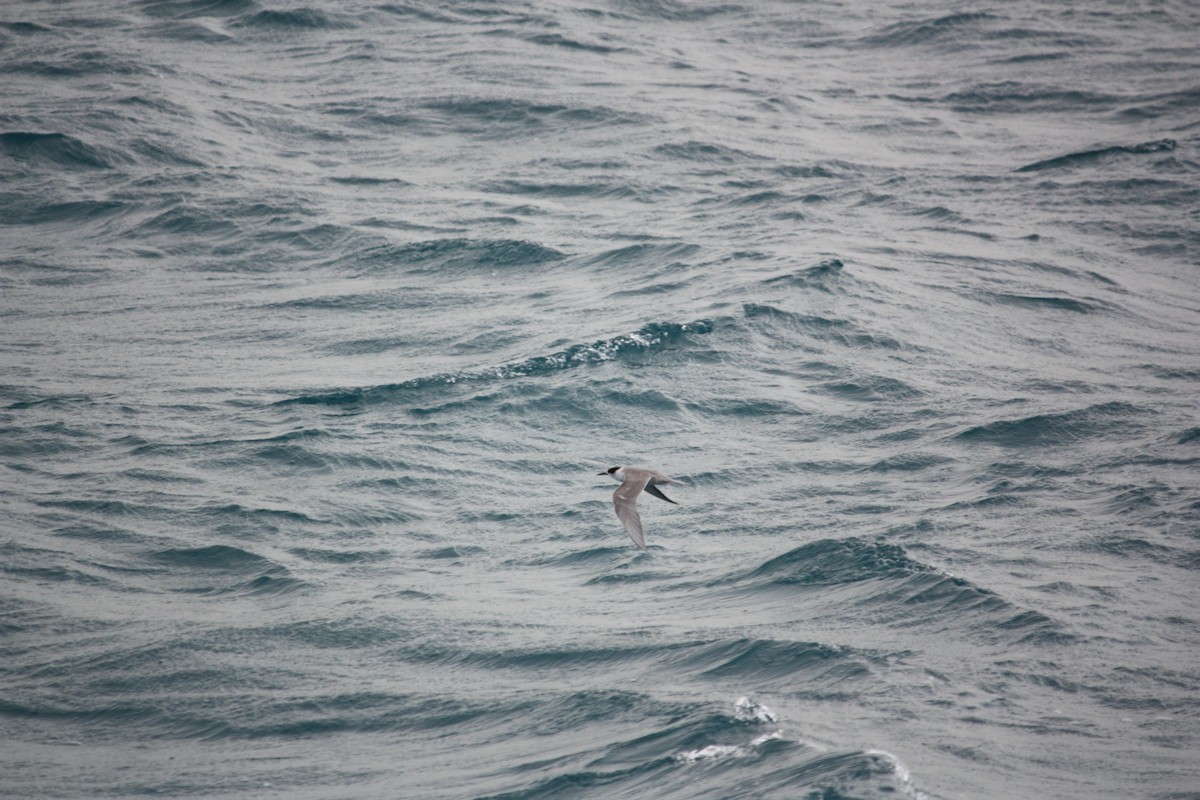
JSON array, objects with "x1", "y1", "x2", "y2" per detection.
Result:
[{"x1": 597, "y1": 466, "x2": 683, "y2": 550}]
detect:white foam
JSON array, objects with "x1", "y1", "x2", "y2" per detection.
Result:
[
  {"x1": 676, "y1": 698, "x2": 784, "y2": 764},
  {"x1": 734, "y1": 696, "x2": 778, "y2": 723},
  {"x1": 866, "y1": 750, "x2": 929, "y2": 800},
  {"x1": 675, "y1": 743, "x2": 744, "y2": 763}
]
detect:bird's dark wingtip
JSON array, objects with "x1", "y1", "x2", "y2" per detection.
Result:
[{"x1": 644, "y1": 484, "x2": 678, "y2": 505}]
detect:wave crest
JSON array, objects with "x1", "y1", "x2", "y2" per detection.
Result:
[
  {"x1": 1016, "y1": 138, "x2": 1176, "y2": 173},
  {"x1": 279, "y1": 319, "x2": 714, "y2": 407}
]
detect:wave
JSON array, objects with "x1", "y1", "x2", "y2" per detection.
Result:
[
  {"x1": 0, "y1": 50, "x2": 145, "y2": 79},
  {"x1": 406, "y1": 97, "x2": 646, "y2": 138},
  {"x1": 396, "y1": 632, "x2": 880, "y2": 697},
  {"x1": 0, "y1": 688, "x2": 535, "y2": 743},
  {"x1": 603, "y1": 0, "x2": 743, "y2": 23},
  {"x1": 1080, "y1": 534, "x2": 1200, "y2": 571},
  {"x1": 813, "y1": 375, "x2": 921, "y2": 402},
  {"x1": 719, "y1": 538, "x2": 1066, "y2": 645},
  {"x1": 0, "y1": 131, "x2": 123, "y2": 170},
  {"x1": 327, "y1": 174, "x2": 412, "y2": 187},
  {"x1": 117, "y1": 203, "x2": 245, "y2": 245},
  {"x1": 652, "y1": 140, "x2": 763, "y2": 164},
  {"x1": 1015, "y1": 138, "x2": 1176, "y2": 173},
  {"x1": 0, "y1": 21, "x2": 54, "y2": 35},
  {"x1": 676, "y1": 638, "x2": 872, "y2": 685},
  {"x1": 480, "y1": 178, "x2": 653, "y2": 201},
  {"x1": 243, "y1": 617, "x2": 415, "y2": 650},
  {"x1": 51, "y1": 520, "x2": 145, "y2": 545},
  {"x1": 939, "y1": 83, "x2": 1120, "y2": 114},
  {"x1": 955, "y1": 401, "x2": 1144, "y2": 448},
  {"x1": 524, "y1": 32, "x2": 627, "y2": 54},
  {"x1": 435, "y1": 641, "x2": 669, "y2": 673},
  {"x1": 138, "y1": 0, "x2": 256, "y2": 19},
  {"x1": 278, "y1": 318, "x2": 714, "y2": 407},
  {"x1": 373, "y1": 4, "x2": 465, "y2": 25},
  {"x1": 146, "y1": 18, "x2": 236, "y2": 43},
  {"x1": 1178, "y1": 427, "x2": 1200, "y2": 445},
  {"x1": 868, "y1": 452, "x2": 955, "y2": 472},
  {"x1": 340, "y1": 237, "x2": 566, "y2": 275},
  {"x1": 149, "y1": 544, "x2": 305, "y2": 597},
  {"x1": 761, "y1": 258, "x2": 843, "y2": 289},
  {"x1": 425, "y1": 97, "x2": 641, "y2": 128},
  {"x1": 983, "y1": 292, "x2": 1100, "y2": 313},
  {"x1": 1, "y1": 198, "x2": 131, "y2": 228},
  {"x1": 418, "y1": 545, "x2": 485, "y2": 561},
  {"x1": 478, "y1": 696, "x2": 924, "y2": 800},
  {"x1": 858, "y1": 12, "x2": 996, "y2": 49},
  {"x1": 741, "y1": 304, "x2": 906, "y2": 350},
  {"x1": 488, "y1": 744, "x2": 915, "y2": 800},
  {"x1": 3, "y1": 562, "x2": 115, "y2": 588},
  {"x1": 150, "y1": 544, "x2": 272, "y2": 569},
  {"x1": 1118, "y1": 86, "x2": 1200, "y2": 120},
  {"x1": 232, "y1": 8, "x2": 356, "y2": 30},
  {"x1": 737, "y1": 538, "x2": 917, "y2": 587},
  {"x1": 8, "y1": 685, "x2": 916, "y2": 800},
  {"x1": 288, "y1": 547, "x2": 391, "y2": 564},
  {"x1": 584, "y1": 241, "x2": 699, "y2": 270}
]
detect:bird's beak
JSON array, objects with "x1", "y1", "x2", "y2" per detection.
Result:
[{"x1": 596, "y1": 471, "x2": 607, "y2": 476}]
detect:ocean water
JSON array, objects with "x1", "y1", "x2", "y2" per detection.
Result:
[{"x1": 2, "y1": 1, "x2": 1198, "y2": 798}]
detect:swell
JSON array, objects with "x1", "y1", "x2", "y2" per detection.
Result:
[
  {"x1": 938, "y1": 83, "x2": 1122, "y2": 113},
  {"x1": 332, "y1": 96, "x2": 646, "y2": 138},
  {"x1": 0, "y1": 689, "x2": 535, "y2": 741},
  {"x1": 298, "y1": 236, "x2": 568, "y2": 277},
  {"x1": 955, "y1": 401, "x2": 1146, "y2": 448},
  {"x1": 0, "y1": 672, "x2": 924, "y2": 796},
  {"x1": 857, "y1": 11, "x2": 996, "y2": 49},
  {"x1": 741, "y1": 302, "x2": 907, "y2": 350},
  {"x1": 760, "y1": 258, "x2": 844, "y2": 290},
  {"x1": 0, "y1": 131, "x2": 125, "y2": 170},
  {"x1": 1016, "y1": 138, "x2": 1177, "y2": 173},
  {"x1": 278, "y1": 319, "x2": 714, "y2": 408},
  {"x1": 717, "y1": 538, "x2": 1068, "y2": 645},
  {"x1": 478, "y1": 697, "x2": 921, "y2": 800},
  {"x1": 146, "y1": 544, "x2": 306, "y2": 597},
  {"x1": 982, "y1": 292, "x2": 1101, "y2": 314},
  {"x1": 231, "y1": 8, "x2": 357, "y2": 31}
]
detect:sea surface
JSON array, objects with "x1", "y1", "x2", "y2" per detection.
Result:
[{"x1": 2, "y1": 1, "x2": 1198, "y2": 798}]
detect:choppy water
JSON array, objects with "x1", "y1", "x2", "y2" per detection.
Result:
[{"x1": 3, "y1": 2, "x2": 1199, "y2": 798}]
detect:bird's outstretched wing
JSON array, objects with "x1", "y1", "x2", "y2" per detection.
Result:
[{"x1": 612, "y1": 475, "x2": 650, "y2": 550}]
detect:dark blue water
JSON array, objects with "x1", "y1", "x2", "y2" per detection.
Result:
[{"x1": 3, "y1": 2, "x2": 1198, "y2": 798}]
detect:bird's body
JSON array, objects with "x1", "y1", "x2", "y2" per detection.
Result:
[{"x1": 598, "y1": 466, "x2": 683, "y2": 550}]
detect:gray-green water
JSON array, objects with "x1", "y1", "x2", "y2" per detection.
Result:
[{"x1": 3, "y1": 2, "x2": 1198, "y2": 798}]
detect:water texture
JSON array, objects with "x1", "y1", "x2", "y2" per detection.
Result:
[{"x1": 2, "y1": 1, "x2": 1198, "y2": 798}]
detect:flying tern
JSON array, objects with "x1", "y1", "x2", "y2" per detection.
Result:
[{"x1": 597, "y1": 466, "x2": 683, "y2": 550}]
